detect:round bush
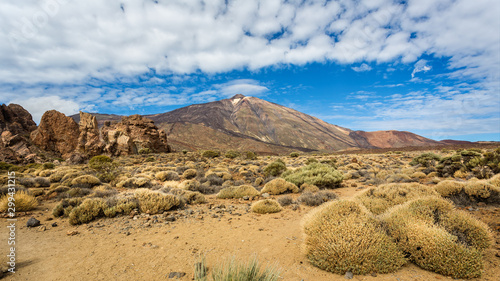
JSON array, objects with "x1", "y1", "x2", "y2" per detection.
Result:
[
  {"x1": 382, "y1": 197, "x2": 493, "y2": 279},
  {"x1": 355, "y1": 183, "x2": 438, "y2": 215},
  {"x1": 263, "y1": 159, "x2": 286, "y2": 177},
  {"x1": 261, "y1": 178, "x2": 299, "y2": 195},
  {"x1": 282, "y1": 163, "x2": 343, "y2": 189},
  {"x1": 217, "y1": 185, "x2": 260, "y2": 199},
  {"x1": 251, "y1": 199, "x2": 282, "y2": 214},
  {"x1": 303, "y1": 200, "x2": 406, "y2": 275}
]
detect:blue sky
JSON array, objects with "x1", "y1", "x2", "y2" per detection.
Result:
[{"x1": 0, "y1": 0, "x2": 499, "y2": 142}]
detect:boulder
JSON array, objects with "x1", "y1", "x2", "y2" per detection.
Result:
[{"x1": 30, "y1": 110, "x2": 79, "y2": 158}]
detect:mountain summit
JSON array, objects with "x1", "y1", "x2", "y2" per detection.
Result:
[{"x1": 143, "y1": 95, "x2": 440, "y2": 153}]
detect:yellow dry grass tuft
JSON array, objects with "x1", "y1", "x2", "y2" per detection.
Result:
[
  {"x1": 217, "y1": 185, "x2": 259, "y2": 199},
  {"x1": 261, "y1": 178, "x2": 299, "y2": 195},
  {"x1": 0, "y1": 191, "x2": 38, "y2": 212},
  {"x1": 251, "y1": 199, "x2": 282, "y2": 214}
]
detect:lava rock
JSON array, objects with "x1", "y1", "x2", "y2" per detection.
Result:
[{"x1": 26, "y1": 217, "x2": 41, "y2": 227}]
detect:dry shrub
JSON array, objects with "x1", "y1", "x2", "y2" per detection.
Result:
[
  {"x1": 356, "y1": 183, "x2": 438, "y2": 215},
  {"x1": 70, "y1": 175, "x2": 101, "y2": 189},
  {"x1": 0, "y1": 191, "x2": 38, "y2": 212},
  {"x1": 116, "y1": 177, "x2": 152, "y2": 189},
  {"x1": 300, "y1": 183, "x2": 319, "y2": 193},
  {"x1": 103, "y1": 196, "x2": 139, "y2": 217},
  {"x1": 155, "y1": 171, "x2": 180, "y2": 181},
  {"x1": 251, "y1": 199, "x2": 282, "y2": 214},
  {"x1": 464, "y1": 180, "x2": 500, "y2": 201},
  {"x1": 277, "y1": 195, "x2": 294, "y2": 206},
  {"x1": 382, "y1": 197, "x2": 493, "y2": 278},
  {"x1": 179, "y1": 179, "x2": 201, "y2": 191},
  {"x1": 217, "y1": 185, "x2": 259, "y2": 199},
  {"x1": 52, "y1": 198, "x2": 83, "y2": 217},
  {"x1": 261, "y1": 178, "x2": 299, "y2": 195},
  {"x1": 411, "y1": 171, "x2": 426, "y2": 179},
  {"x1": 434, "y1": 180, "x2": 465, "y2": 197},
  {"x1": 163, "y1": 180, "x2": 180, "y2": 189},
  {"x1": 303, "y1": 200, "x2": 406, "y2": 275},
  {"x1": 298, "y1": 191, "x2": 337, "y2": 206},
  {"x1": 182, "y1": 169, "x2": 197, "y2": 179},
  {"x1": 489, "y1": 173, "x2": 500, "y2": 187},
  {"x1": 254, "y1": 177, "x2": 264, "y2": 186},
  {"x1": 68, "y1": 198, "x2": 107, "y2": 225},
  {"x1": 134, "y1": 188, "x2": 181, "y2": 214},
  {"x1": 169, "y1": 188, "x2": 206, "y2": 204}
]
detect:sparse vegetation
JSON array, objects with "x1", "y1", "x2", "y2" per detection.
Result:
[
  {"x1": 134, "y1": 189, "x2": 181, "y2": 214},
  {"x1": 282, "y1": 163, "x2": 343, "y2": 188},
  {"x1": 303, "y1": 200, "x2": 406, "y2": 275},
  {"x1": 195, "y1": 256, "x2": 280, "y2": 281},
  {"x1": 261, "y1": 178, "x2": 299, "y2": 195}
]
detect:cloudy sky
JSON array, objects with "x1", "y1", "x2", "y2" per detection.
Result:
[{"x1": 1, "y1": 0, "x2": 499, "y2": 141}]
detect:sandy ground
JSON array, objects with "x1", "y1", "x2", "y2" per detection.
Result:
[{"x1": 1, "y1": 186, "x2": 499, "y2": 281}]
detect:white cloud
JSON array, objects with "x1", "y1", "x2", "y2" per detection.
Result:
[
  {"x1": 216, "y1": 79, "x2": 269, "y2": 97},
  {"x1": 10, "y1": 95, "x2": 80, "y2": 124},
  {"x1": 0, "y1": 0, "x2": 497, "y2": 85},
  {"x1": 411, "y1": 59, "x2": 432, "y2": 78},
  {"x1": 351, "y1": 63, "x2": 372, "y2": 72}
]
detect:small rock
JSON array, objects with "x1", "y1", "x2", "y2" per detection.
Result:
[
  {"x1": 261, "y1": 193, "x2": 270, "y2": 198},
  {"x1": 165, "y1": 216, "x2": 176, "y2": 222},
  {"x1": 37, "y1": 225, "x2": 46, "y2": 232},
  {"x1": 371, "y1": 272, "x2": 377, "y2": 277},
  {"x1": 242, "y1": 196, "x2": 250, "y2": 200},
  {"x1": 66, "y1": 230, "x2": 79, "y2": 236},
  {"x1": 51, "y1": 222, "x2": 58, "y2": 227},
  {"x1": 167, "y1": 272, "x2": 186, "y2": 279},
  {"x1": 344, "y1": 271, "x2": 353, "y2": 279},
  {"x1": 26, "y1": 217, "x2": 41, "y2": 227}
]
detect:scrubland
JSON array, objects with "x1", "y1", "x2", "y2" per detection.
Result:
[{"x1": 0, "y1": 147, "x2": 499, "y2": 280}]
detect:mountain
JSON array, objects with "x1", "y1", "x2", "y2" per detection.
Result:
[
  {"x1": 148, "y1": 94, "x2": 442, "y2": 153},
  {"x1": 70, "y1": 94, "x2": 442, "y2": 154}
]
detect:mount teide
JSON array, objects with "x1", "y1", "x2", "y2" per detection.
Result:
[
  {"x1": 72, "y1": 94, "x2": 441, "y2": 153},
  {"x1": 146, "y1": 94, "x2": 440, "y2": 153}
]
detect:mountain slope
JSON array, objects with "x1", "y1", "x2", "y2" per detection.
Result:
[{"x1": 145, "y1": 94, "x2": 439, "y2": 152}]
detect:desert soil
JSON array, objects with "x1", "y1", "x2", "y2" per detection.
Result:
[{"x1": 1, "y1": 186, "x2": 499, "y2": 281}]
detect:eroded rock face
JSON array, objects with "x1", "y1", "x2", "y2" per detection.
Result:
[
  {"x1": 102, "y1": 115, "x2": 169, "y2": 156},
  {"x1": 30, "y1": 110, "x2": 80, "y2": 158},
  {"x1": 0, "y1": 104, "x2": 38, "y2": 163},
  {"x1": 77, "y1": 112, "x2": 104, "y2": 156}
]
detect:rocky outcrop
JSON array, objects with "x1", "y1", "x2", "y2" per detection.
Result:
[
  {"x1": 0, "y1": 104, "x2": 38, "y2": 163},
  {"x1": 30, "y1": 110, "x2": 80, "y2": 158},
  {"x1": 101, "y1": 115, "x2": 169, "y2": 156},
  {"x1": 77, "y1": 112, "x2": 104, "y2": 156}
]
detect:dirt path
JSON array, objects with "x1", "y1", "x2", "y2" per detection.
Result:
[{"x1": 1, "y1": 187, "x2": 499, "y2": 280}]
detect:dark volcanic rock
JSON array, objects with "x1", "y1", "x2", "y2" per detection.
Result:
[{"x1": 26, "y1": 217, "x2": 41, "y2": 227}]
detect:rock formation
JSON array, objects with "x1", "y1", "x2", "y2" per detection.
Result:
[
  {"x1": 30, "y1": 110, "x2": 80, "y2": 158},
  {"x1": 77, "y1": 111, "x2": 104, "y2": 156},
  {"x1": 101, "y1": 115, "x2": 169, "y2": 156},
  {"x1": 0, "y1": 104, "x2": 38, "y2": 163}
]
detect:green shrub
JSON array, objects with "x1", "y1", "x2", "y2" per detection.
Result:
[
  {"x1": 305, "y1": 157, "x2": 318, "y2": 165},
  {"x1": 243, "y1": 151, "x2": 258, "y2": 160},
  {"x1": 382, "y1": 197, "x2": 493, "y2": 278},
  {"x1": 261, "y1": 178, "x2": 299, "y2": 195},
  {"x1": 217, "y1": 185, "x2": 259, "y2": 199},
  {"x1": 53, "y1": 198, "x2": 83, "y2": 217},
  {"x1": 42, "y1": 163, "x2": 55, "y2": 170},
  {"x1": 134, "y1": 189, "x2": 181, "y2": 214},
  {"x1": 289, "y1": 152, "x2": 300, "y2": 158},
  {"x1": 355, "y1": 183, "x2": 438, "y2": 215},
  {"x1": 138, "y1": 147, "x2": 152, "y2": 154},
  {"x1": 410, "y1": 152, "x2": 442, "y2": 167},
  {"x1": 303, "y1": 200, "x2": 406, "y2": 275},
  {"x1": 282, "y1": 163, "x2": 343, "y2": 189},
  {"x1": 69, "y1": 198, "x2": 107, "y2": 225},
  {"x1": 103, "y1": 197, "x2": 139, "y2": 217},
  {"x1": 251, "y1": 199, "x2": 282, "y2": 214},
  {"x1": 224, "y1": 150, "x2": 240, "y2": 159},
  {"x1": 88, "y1": 155, "x2": 118, "y2": 182},
  {"x1": 263, "y1": 159, "x2": 286, "y2": 177},
  {"x1": 0, "y1": 162, "x2": 13, "y2": 171},
  {"x1": 202, "y1": 150, "x2": 220, "y2": 158}
]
